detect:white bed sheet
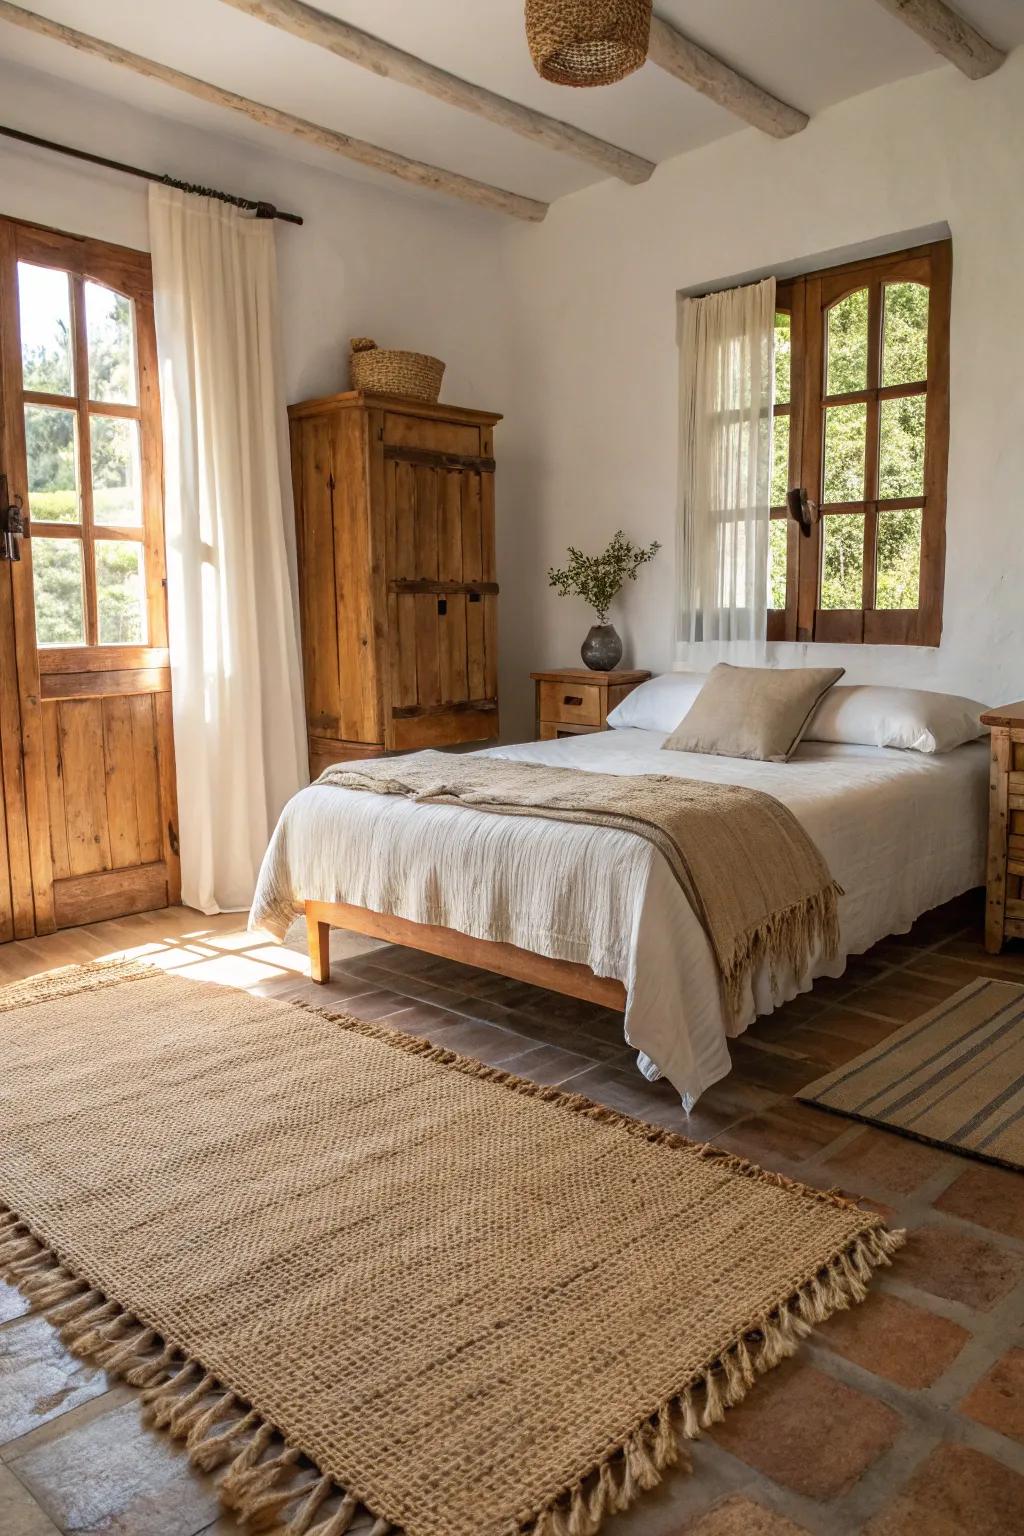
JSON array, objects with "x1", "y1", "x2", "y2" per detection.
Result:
[{"x1": 250, "y1": 730, "x2": 988, "y2": 1108}]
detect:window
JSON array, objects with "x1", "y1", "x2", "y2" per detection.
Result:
[
  {"x1": 768, "y1": 240, "x2": 951, "y2": 646},
  {"x1": 16, "y1": 243, "x2": 163, "y2": 655}
]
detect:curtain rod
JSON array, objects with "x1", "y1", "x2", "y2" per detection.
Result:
[{"x1": 0, "y1": 124, "x2": 304, "y2": 226}]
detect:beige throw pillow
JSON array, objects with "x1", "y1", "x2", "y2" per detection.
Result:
[{"x1": 662, "y1": 664, "x2": 845, "y2": 762}]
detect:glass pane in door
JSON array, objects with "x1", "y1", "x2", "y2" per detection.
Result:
[
  {"x1": 882, "y1": 282, "x2": 929, "y2": 387},
  {"x1": 823, "y1": 403, "x2": 867, "y2": 503},
  {"x1": 879, "y1": 396, "x2": 926, "y2": 498},
  {"x1": 96, "y1": 541, "x2": 146, "y2": 644},
  {"x1": 774, "y1": 311, "x2": 791, "y2": 404},
  {"x1": 877, "y1": 508, "x2": 922, "y2": 609},
  {"x1": 85, "y1": 282, "x2": 137, "y2": 405},
  {"x1": 32, "y1": 538, "x2": 85, "y2": 645},
  {"x1": 768, "y1": 520, "x2": 788, "y2": 611},
  {"x1": 821, "y1": 514, "x2": 865, "y2": 609},
  {"x1": 91, "y1": 416, "x2": 143, "y2": 525},
  {"x1": 771, "y1": 413, "x2": 790, "y2": 507},
  {"x1": 18, "y1": 262, "x2": 73, "y2": 395},
  {"x1": 826, "y1": 289, "x2": 869, "y2": 395},
  {"x1": 24, "y1": 405, "x2": 80, "y2": 522}
]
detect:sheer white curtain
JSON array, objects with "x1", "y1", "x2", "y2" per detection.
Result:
[
  {"x1": 149, "y1": 186, "x2": 306, "y2": 914},
  {"x1": 675, "y1": 277, "x2": 776, "y2": 669}
]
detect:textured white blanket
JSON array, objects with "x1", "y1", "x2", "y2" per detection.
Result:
[{"x1": 250, "y1": 730, "x2": 988, "y2": 1107}]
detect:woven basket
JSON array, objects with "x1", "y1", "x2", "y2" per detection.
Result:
[
  {"x1": 525, "y1": 0, "x2": 651, "y2": 87},
  {"x1": 349, "y1": 338, "x2": 445, "y2": 403}
]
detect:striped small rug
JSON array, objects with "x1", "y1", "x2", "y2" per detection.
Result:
[{"x1": 798, "y1": 977, "x2": 1024, "y2": 1171}]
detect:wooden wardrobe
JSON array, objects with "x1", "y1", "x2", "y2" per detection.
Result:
[{"x1": 289, "y1": 391, "x2": 500, "y2": 775}]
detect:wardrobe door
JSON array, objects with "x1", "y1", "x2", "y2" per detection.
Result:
[
  {"x1": 291, "y1": 405, "x2": 382, "y2": 774},
  {"x1": 382, "y1": 417, "x2": 498, "y2": 750}
]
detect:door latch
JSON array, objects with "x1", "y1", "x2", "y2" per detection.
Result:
[{"x1": 0, "y1": 475, "x2": 26, "y2": 562}]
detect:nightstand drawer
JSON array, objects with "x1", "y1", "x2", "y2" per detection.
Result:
[{"x1": 538, "y1": 680, "x2": 602, "y2": 728}]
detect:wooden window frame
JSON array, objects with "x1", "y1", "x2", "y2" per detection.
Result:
[
  {"x1": 10, "y1": 221, "x2": 167, "y2": 674},
  {"x1": 768, "y1": 239, "x2": 951, "y2": 647}
]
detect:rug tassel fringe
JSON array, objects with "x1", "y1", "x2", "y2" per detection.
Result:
[
  {"x1": 0, "y1": 1201, "x2": 904, "y2": 1536},
  {"x1": 523, "y1": 1223, "x2": 906, "y2": 1535}
]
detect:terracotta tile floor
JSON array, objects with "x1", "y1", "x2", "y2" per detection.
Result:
[{"x1": 1, "y1": 889, "x2": 1024, "y2": 1534}]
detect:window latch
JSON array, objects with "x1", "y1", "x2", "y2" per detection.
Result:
[
  {"x1": 786, "y1": 487, "x2": 818, "y2": 539},
  {"x1": 0, "y1": 476, "x2": 26, "y2": 562}
]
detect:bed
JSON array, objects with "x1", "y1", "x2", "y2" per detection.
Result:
[{"x1": 251, "y1": 722, "x2": 989, "y2": 1109}]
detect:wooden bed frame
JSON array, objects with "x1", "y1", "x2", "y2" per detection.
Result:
[{"x1": 305, "y1": 899, "x2": 627, "y2": 1010}]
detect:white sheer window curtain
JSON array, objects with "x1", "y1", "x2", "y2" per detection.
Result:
[
  {"x1": 675, "y1": 277, "x2": 776, "y2": 669},
  {"x1": 149, "y1": 186, "x2": 307, "y2": 915}
]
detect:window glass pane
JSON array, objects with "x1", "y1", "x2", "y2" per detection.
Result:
[
  {"x1": 823, "y1": 402, "x2": 866, "y2": 502},
  {"x1": 85, "y1": 282, "x2": 137, "y2": 405},
  {"x1": 826, "y1": 288, "x2": 868, "y2": 396},
  {"x1": 18, "y1": 262, "x2": 73, "y2": 396},
  {"x1": 768, "y1": 520, "x2": 787, "y2": 611},
  {"x1": 882, "y1": 282, "x2": 929, "y2": 388},
  {"x1": 877, "y1": 508, "x2": 922, "y2": 610},
  {"x1": 91, "y1": 415, "x2": 143, "y2": 526},
  {"x1": 821, "y1": 514, "x2": 865, "y2": 610},
  {"x1": 879, "y1": 395, "x2": 926, "y2": 499},
  {"x1": 774, "y1": 310, "x2": 791, "y2": 405},
  {"x1": 24, "y1": 405, "x2": 80, "y2": 523},
  {"x1": 32, "y1": 538, "x2": 85, "y2": 646},
  {"x1": 771, "y1": 412, "x2": 790, "y2": 507},
  {"x1": 96, "y1": 541, "x2": 146, "y2": 644}
]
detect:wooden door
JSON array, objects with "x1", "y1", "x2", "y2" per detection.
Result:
[
  {"x1": 0, "y1": 217, "x2": 179, "y2": 934},
  {"x1": 381, "y1": 412, "x2": 499, "y2": 750}
]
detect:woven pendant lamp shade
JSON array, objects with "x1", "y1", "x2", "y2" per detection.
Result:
[{"x1": 525, "y1": 0, "x2": 652, "y2": 87}]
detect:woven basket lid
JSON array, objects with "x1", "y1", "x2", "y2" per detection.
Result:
[{"x1": 525, "y1": 0, "x2": 652, "y2": 87}]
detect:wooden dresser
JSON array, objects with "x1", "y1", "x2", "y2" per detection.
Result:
[
  {"x1": 532, "y1": 669, "x2": 650, "y2": 740},
  {"x1": 982, "y1": 701, "x2": 1024, "y2": 954},
  {"x1": 289, "y1": 391, "x2": 501, "y2": 775}
]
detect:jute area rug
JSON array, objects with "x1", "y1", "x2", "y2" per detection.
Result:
[
  {"x1": 0, "y1": 962, "x2": 902, "y2": 1536},
  {"x1": 799, "y1": 975, "x2": 1024, "y2": 1172}
]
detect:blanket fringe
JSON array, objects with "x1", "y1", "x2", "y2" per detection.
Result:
[
  {"x1": 0, "y1": 1193, "x2": 902, "y2": 1536},
  {"x1": 722, "y1": 879, "x2": 843, "y2": 1023}
]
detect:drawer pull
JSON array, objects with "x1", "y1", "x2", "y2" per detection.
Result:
[{"x1": 563, "y1": 694, "x2": 583, "y2": 706}]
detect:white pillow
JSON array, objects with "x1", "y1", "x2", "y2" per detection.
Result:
[
  {"x1": 606, "y1": 672, "x2": 707, "y2": 734},
  {"x1": 806, "y1": 685, "x2": 989, "y2": 754}
]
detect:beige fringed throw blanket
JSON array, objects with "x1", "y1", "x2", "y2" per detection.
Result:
[{"x1": 319, "y1": 752, "x2": 841, "y2": 1020}]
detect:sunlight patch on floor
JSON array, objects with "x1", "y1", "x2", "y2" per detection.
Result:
[
  {"x1": 201, "y1": 930, "x2": 264, "y2": 952},
  {"x1": 245, "y1": 943, "x2": 308, "y2": 973},
  {"x1": 161, "y1": 952, "x2": 286, "y2": 987}
]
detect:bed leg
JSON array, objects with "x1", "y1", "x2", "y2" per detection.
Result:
[{"x1": 306, "y1": 909, "x2": 330, "y2": 983}]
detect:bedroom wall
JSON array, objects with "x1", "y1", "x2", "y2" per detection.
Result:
[
  {"x1": 495, "y1": 49, "x2": 1024, "y2": 741},
  {"x1": 0, "y1": 55, "x2": 509, "y2": 414}
]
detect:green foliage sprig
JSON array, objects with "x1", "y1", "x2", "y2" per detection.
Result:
[{"x1": 547, "y1": 530, "x2": 660, "y2": 625}]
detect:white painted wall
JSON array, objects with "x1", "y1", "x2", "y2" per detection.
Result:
[
  {"x1": 0, "y1": 56, "x2": 509, "y2": 413},
  {"x1": 495, "y1": 51, "x2": 1024, "y2": 739}
]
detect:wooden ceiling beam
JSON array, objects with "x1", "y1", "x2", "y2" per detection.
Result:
[
  {"x1": 0, "y1": 1, "x2": 548, "y2": 222},
  {"x1": 870, "y1": 0, "x2": 1005, "y2": 80},
  {"x1": 647, "y1": 15, "x2": 808, "y2": 138},
  {"x1": 218, "y1": 0, "x2": 655, "y2": 186}
]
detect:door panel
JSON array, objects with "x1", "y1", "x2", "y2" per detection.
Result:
[
  {"x1": 42, "y1": 687, "x2": 172, "y2": 911},
  {"x1": 0, "y1": 215, "x2": 179, "y2": 935},
  {"x1": 383, "y1": 446, "x2": 498, "y2": 750}
]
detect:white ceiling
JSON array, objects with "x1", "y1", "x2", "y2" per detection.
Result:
[{"x1": 1, "y1": 0, "x2": 1021, "y2": 208}]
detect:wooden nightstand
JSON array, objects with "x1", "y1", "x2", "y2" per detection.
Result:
[
  {"x1": 532, "y1": 668, "x2": 650, "y2": 741},
  {"x1": 982, "y1": 701, "x2": 1024, "y2": 953}
]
